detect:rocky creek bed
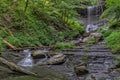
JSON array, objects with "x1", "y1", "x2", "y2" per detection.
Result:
[{"x1": 0, "y1": 43, "x2": 120, "y2": 80}]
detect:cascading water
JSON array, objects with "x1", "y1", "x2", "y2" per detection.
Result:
[
  {"x1": 86, "y1": 6, "x2": 98, "y2": 33},
  {"x1": 17, "y1": 49, "x2": 34, "y2": 67},
  {"x1": 88, "y1": 6, "x2": 94, "y2": 24},
  {"x1": 85, "y1": 0, "x2": 104, "y2": 33}
]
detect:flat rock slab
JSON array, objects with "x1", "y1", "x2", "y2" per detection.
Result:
[
  {"x1": 62, "y1": 49, "x2": 110, "y2": 52},
  {"x1": 88, "y1": 63, "x2": 108, "y2": 73},
  {"x1": 63, "y1": 52, "x2": 113, "y2": 57}
]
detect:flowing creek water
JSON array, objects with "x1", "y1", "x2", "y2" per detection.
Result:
[
  {"x1": 17, "y1": 49, "x2": 34, "y2": 67},
  {"x1": 1, "y1": 43, "x2": 120, "y2": 80}
]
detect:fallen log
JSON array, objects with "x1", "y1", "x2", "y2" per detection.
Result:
[
  {"x1": 3, "y1": 40, "x2": 16, "y2": 50},
  {"x1": 0, "y1": 57, "x2": 37, "y2": 76},
  {"x1": 8, "y1": 46, "x2": 52, "y2": 51}
]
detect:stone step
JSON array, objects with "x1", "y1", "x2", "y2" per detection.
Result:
[
  {"x1": 88, "y1": 69, "x2": 109, "y2": 73},
  {"x1": 63, "y1": 52, "x2": 113, "y2": 57},
  {"x1": 88, "y1": 64, "x2": 109, "y2": 73},
  {"x1": 75, "y1": 47, "x2": 109, "y2": 49},
  {"x1": 62, "y1": 49, "x2": 110, "y2": 52}
]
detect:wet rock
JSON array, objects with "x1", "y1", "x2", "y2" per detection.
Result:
[
  {"x1": 71, "y1": 38, "x2": 83, "y2": 44},
  {"x1": 3, "y1": 66, "x2": 67, "y2": 80},
  {"x1": 82, "y1": 36, "x2": 95, "y2": 45},
  {"x1": 47, "y1": 54, "x2": 66, "y2": 65},
  {"x1": 114, "y1": 76, "x2": 120, "y2": 80},
  {"x1": 85, "y1": 74, "x2": 95, "y2": 80},
  {"x1": 31, "y1": 50, "x2": 48, "y2": 59},
  {"x1": 86, "y1": 73, "x2": 111, "y2": 80},
  {"x1": 82, "y1": 37, "x2": 89, "y2": 43},
  {"x1": 47, "y1": 52, "x2": 59, "y2": 57},
  {"x1": 90, "y1": 32, "x2": 102, "y2": 42},
  {"x1": 90, "y1": 32, "x2": 102, "y2": 38},
  {"x1": 74, "y1": 63, "x2": 88, "y2": 76},
  {"x1": 95, "y1": 73, "x2": 111, "y2": 80}
]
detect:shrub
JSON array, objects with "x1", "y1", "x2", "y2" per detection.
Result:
[
  {"x1": 109, "y1": 21, "x2": 120, "y2": 29},
  {"x1": 102, "y1": 29, "x2": 113, "y2": 38},
  {"x1": 0, "y1": 0, "x2": 85, "y2": 49},
  {"x1": 105, "y1": 32, "x2": 120, "y2": 53}
]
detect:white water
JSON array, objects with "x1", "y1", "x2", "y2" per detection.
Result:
[
  {"x1": 88, "y1": 6, "x2": 94, "y2": 24},
  {"x1": 17, "y1": 49, "x2": 49, "y2": 67},
  {"x1": 17, "y1": 49, "x2": 34, "y2": 67},
  {"x1": 86, "y1": 24, "x2": 98, "y2": 33}
]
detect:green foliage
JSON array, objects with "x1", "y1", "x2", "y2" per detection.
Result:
[
  {"x1": 54, "y1": 42, "x2": 75, "y2": 50},
  {"x1": 86, "y1": 36, "x2": 95, "y2": 46},
  {"x1": 0, "y1": 0, "x2": 85, "y2": 49},
  {"x1": 106, "y1": 0, "x2": 120, "y2": 8},
  {"x1": 102, "y1": 29, "x2": 113, "y2": 38},
  {"x1": 101, "y1": 0, "x2": 120, "y2": 54},
  {"x1": 109, "y1": 21, "x2": 120, "y2": 29},
  {"x1": 0, "y1": 37, "x2": 3, "y2": 54},
  {"x1": 105, "y1": 32, "x2": 120, "y2": 54},
  {"x1": 101, "y1": 0, "x2": 120, "y2": 22}
]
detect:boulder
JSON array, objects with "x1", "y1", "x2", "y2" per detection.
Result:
[
  {"x1": 47, "y1": 52, "x2": 60, "y2": 57},
  {"x1": 82, "y1": 37, "x2": 90, "y2": 43},
  {"x1": 47, "y1": 54, "x2": 66, "y2": 65},
  {"x1": 90, "y1": 32, "x2": 102, "y2": 38},
  {"x1": 74, "y1": 63, "x2": 88, "y2": 76},
  {"x1": 31, "y1": 50, "x2": 48, "y2": 59}
]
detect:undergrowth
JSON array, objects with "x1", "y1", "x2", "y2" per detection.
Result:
[
  {"x1": 105, "y1": 31, "x2": 120, "y2": 54},
  {"x1": 0, "y1": 0, "x2": 85, "y2": 51}
]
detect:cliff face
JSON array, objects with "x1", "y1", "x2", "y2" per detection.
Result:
[{"x1": 76, "y1": 4, "x2": 106, "y2": 18}]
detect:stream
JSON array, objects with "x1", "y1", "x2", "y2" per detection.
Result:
[{"x1": 1, "y1": 43, "x2": 120, "y2": 80}]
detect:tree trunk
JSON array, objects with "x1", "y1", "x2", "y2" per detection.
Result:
[{"x1": 0, "y1": 57, "x2": 37, "y2": 76}]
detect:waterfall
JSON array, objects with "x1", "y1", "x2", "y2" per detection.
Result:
[
  {"x1": 88, "y1": 6, "x2": 94, "y2": 24},
  {"x1": 17, "y1": 49, "x2": 34, "y2": 67},
  {"x1": 85, "y1": 0, "x2": 106, "y2": 33},
  {"x1": 86, "y1": 5, "x2": 99, "y2": 33}
]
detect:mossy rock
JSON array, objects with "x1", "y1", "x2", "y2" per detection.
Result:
[{"x1": 47, "y1": 54, "x2": 66, "y2": 65}]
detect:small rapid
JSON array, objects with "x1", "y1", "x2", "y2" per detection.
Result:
[{"x1": 17, "y1": 49, "x2": 34, "y2": 67}]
